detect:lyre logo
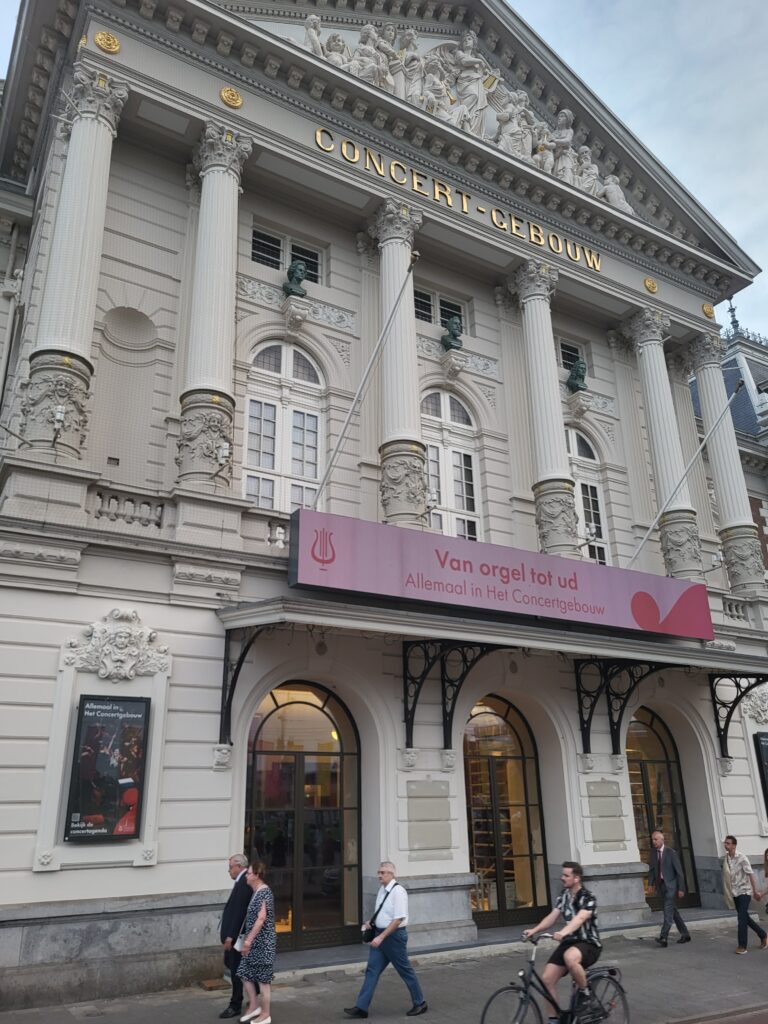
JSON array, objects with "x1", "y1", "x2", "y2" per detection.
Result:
[{"x1": 310, "y1": 528, "x2": 336, "y2": 570}]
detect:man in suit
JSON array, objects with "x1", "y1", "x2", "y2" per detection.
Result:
[
  {"x1": 647, "y1": 829, "x2": 691, "y2": 947},
  {"x1": 219, "y1": 853, "x2": 253, "y2": 1018}
]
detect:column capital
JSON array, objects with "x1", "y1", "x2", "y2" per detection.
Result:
[
  {"x1": 369, "y1": 198, "x2": 422, "y2": 246},
  {"x1": 71, "y1": 64, "x2": 129, "y2": 135},
  {"x1": 690, "y1": 331, "x2": 726, "y2": 371},
  {"x1": 194, "y1": 122, "x2": 253, "y2": 179},
  {"x1": 622, "y1": 307, "x2": 670, "y2": 348},
  {"x1": 665, "y1": 351, "x2": 693, "y2": 384},
  {"x1": 509, "y1": 259, "x2": 558, "y2": 303}
]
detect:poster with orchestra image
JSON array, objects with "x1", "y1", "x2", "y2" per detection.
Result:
[{"x1": 64, "y1": 695, "x2": 150, "y2": 842}]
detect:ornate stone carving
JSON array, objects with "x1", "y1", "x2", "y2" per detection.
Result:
[
  {"x1": 194, "y1": 121, "x2": 252, "y2": 179},
  {"x1": 658, "y1": 508, "x2": 703, "y2": 579},
  {"x1": 533, "y1": 480, "x2": 579, "y2": 555},
  {"x1": 400, "y1": 747, "x2": 418, "y2": 771},
  {"x1": 440, "y1": 749, "x2": 457, "y2": 772},
  {"x1": 213, "y1": 744, "x2": 233, "y2": 770},
  {"x1": 176, "y1": 391, "x2": 234, "y2": 482},
  {"x1": 379, "y1": 440, "x2": 427, "y2": 523},
  {"x1": 721, "y1": 525, "x2": 766, "y2": 593},
  {"x1": 623, "y1": 307, "x2": 671, "y2": 348},
  {"x1": 665, "y1": 352, "x2": 693, "y2": 383},
  {"x1": 64, "y1": 608, "x2": 170, "y2": 681},
  {"x1": 690, "y1": 331, "x2": 725, "y2": 370},
  {"x1": 577, "y1": 753, "x2": 595, "y2": 773},
  {"x1": 71, "y1": 63, "x2": 128, "y2": 134},
  {"x1": 37, "y1": 850, "x2": 54, "y2": 866},
  {"x1": 741, "y1": 685, "x2": 768, "y2": 724},
  {"x1": 440, "y1": 350, "x2": 467, "y2": 379},
  {"x1": 174, "y1": 563, "x2": 240, "y2": 588},
  {"x1": 717, "y1": 757, "x2": 734, "y2": 777},
  {"x1": 417, "y1": 336, "x2": 499, "y2": 379},
  {"x1": 370, "y1": 198, "x2": 422, "y2": 246},
  {"x1": 565, "y1": 389, "x2": 593, "y2": 423},
  {"x1": 236, "y1": 276, "x2": 283, "y2": 307},
  {"x1": 236, "y1": 275, "x2": 358, "y2": 334},
  {"x1": 328, "y1": 337, "x2": 351, "y2": 366},
  {"x1": 19, "y1": 350, "x2": 91, "y2": 457},
  {"x1": 510, "y1": 260, "x2": 558, "y2": 304},
  {"x1": 610, "y1": 754, "x2": 625, "y2": 773}
]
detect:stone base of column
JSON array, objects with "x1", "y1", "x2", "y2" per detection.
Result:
[
  {"x1": 176, "y1": 389, "x2": 234, "y2": 488},
  {"x1": 379, "y1": 439, "x2": 426, "y2": 527},
  {"x1": 659, "y1": 507, "x2": 704, "y2": 579},
  {"x1": 721, "y1": 523, "x2": 767, "y2": 594},
  {"x1": 532, "y1": 478, "x2": 580, "y2": 557},
  {"x1": 19, "y1": 350, "x2": 93, "y2": 459}
]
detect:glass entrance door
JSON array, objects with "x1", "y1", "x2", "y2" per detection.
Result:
[
  {"x1": 246, "y1": 683, "x2": 360, "y2": 950},
  {"x1": 464, "y1": 697, "x2": 549, "y2": 927},
  {"x1": 627, "y1": 707, "x2": 699, "y2": 909}
]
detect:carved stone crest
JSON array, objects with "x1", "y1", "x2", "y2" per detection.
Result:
[
  {"x1": 741, "y1": 685, "x2": 768, "y2": 724},
  {"x1": 64, "y1": 608, "x2": 169, "y2": 682},
  {"x1": 213, "y1": 744, "x2": 233, "y2": 771},
  {"x1": 441, "y1": 749, "x2": 457, "y2": 772},
  {"x1": 400, "y1": 748, "x2": 418, "y2": 771}
]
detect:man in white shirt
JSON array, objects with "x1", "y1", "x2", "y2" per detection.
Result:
[{"x1": 343, "y1": 861, "x2": 427, "y2": 1019}]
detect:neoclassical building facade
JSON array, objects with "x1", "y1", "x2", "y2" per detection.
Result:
[{"x1": 2, "y1": 0, "x2": 768, "y2": 1008}]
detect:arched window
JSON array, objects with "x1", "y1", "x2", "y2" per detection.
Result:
[
  {"x1": 565, "y1": 427, "x2": 609, "y2": 564},
  {"x1": 421, "y1": 390, "x2": 480, "y2": 541},
  {"x1": 245, "y1": 342, "x2": 323, "y2": 512}
]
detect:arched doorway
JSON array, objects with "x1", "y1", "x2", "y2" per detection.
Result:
[
  {"x1": 245, "y1": 682, "x2": 361, "y2": 949},
  {"x1": 627, "y1": 706, "x2": 700, "y2": 908},
  {"x1": 464, "y1": 695, "x2": 550, "y2": 927}
]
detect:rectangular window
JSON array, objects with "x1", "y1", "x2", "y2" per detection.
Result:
[
  {"x1": 560, "y1": 341, "x2": 583, "y2": 371},
  {"x1": 438, "y1": 297, "x2": 463, "y2": 328},
  {"x1": 456, "y1": 517, "x2": 478, "y2": 542},
  {"x1": 245, "y1": 474, "x2": 275, "y2": 510},
  {"x1": 247, "y1": 401, "x2": 277, "y2": 469},
  {"x1": 414, "y1": 289, "x2": 434, "y2": 323},
  {"x1": 427, "y1": 444, "x2": 442, "y2": 505},
  {"x1": 580, "y1": 482, "x2": 608, "y2": 565},
  {"x1": 430, "y1": 511, "x2": 444, "y2": 531},
  {"x1": 290, "y1": 243, "x2": 320, "y2": 284},
  {"x1": 291, "y1": 483, "x2": 318, "y2": 511},
  {"x1": 453, "y1": 451, "x2": 475, "y2": 513},
  {"x1": 291, "y1": 410, "x2": 319, "y2": 478},
  {"x1": 251, "y1": 230, "x2": 282, "y2": 270}
]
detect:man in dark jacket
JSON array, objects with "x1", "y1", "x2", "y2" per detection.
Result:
[
  {"x1": 648, "y1": 829, "x2": 691, "y2": 947},
  {"x1": 219, "y1": 853, "x2": 253, "y2": 1018}
]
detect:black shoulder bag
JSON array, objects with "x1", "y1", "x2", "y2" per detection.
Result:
[{"x1": 362, "y1": 883, "x2": 400, "y2": 943}]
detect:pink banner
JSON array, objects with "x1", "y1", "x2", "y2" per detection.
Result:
[{"x1": 289, "y1": 510, "x2": 714, "y2": 641}]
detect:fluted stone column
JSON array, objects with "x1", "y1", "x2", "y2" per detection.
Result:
[
  {"x1": 624, "y1": 308, "x2": 703, "y2": 579},
  {"x1": 176, "y1": 123, "x2": 252, "y2": 485},
  {"x1": 692, "y1": 332, "x2": 765, "y2": 592},
  {"x1": 21, "y1": 65, "x2": 128, "y2": 457},
  {"x1": 509, "y1": 260, "x2": 580, "y2": 557},
  {"x1": 370, "y1": 199, "x2": 426, "y2": 526}
]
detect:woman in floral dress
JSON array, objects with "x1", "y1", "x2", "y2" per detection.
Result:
[{"x1": 237, "y1": 861, "x2": 277, "y2": 1023}]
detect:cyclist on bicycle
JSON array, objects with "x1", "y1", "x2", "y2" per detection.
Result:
[{"x1": 523, "y1": 861, "x2": 601, "y2": 1024}]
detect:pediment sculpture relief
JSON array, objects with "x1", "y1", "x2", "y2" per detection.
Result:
[{"x1": 303, "y1": 17, "x2": 634, "y2": 216}]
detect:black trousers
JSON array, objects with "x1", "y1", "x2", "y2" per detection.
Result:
[
  {"x1": 659, "y1": 881, "x2": 689, "y2": 939},
  {"x1": 224, "y1": 947, "x2": 244, "y2": 1009}
]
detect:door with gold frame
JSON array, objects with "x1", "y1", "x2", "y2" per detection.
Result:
[
  {"x1": 464, "y1": 696, "x2": 550, "y2": 927},
  {"x1": 627, "y1": 707, "x2": 700, "y2": 909},
  {"x1": 245, "y1": 682, "x2": 361, "y2": 950}
]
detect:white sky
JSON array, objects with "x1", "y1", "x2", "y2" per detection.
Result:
[{"x1": 1, "y1": 0, "x2": 766, "y2": 332}]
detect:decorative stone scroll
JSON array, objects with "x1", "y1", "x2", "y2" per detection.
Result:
[
  {"x1": 236, "y1": 275, "x2": 358, "y2": 334},
  {"x1": 64, "y1": 608, "x2": 169, "y2": 682},
  {"x1": 303, "y1": 16, "x2": 635, "y2": 214}
]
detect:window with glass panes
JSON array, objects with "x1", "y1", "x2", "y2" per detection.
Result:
[
  {"x1": 244, "y1": 342, "x2": 323, "y2": 512},
  {"x1": 565, "y1": 428, "x2": 609, "y2": 564},
  {"x1": 558, "y1": 339, "x2": 584, "y2": 372},
  {"x1": 251, "y1": 228, "x2": 322, "y2": 284},
  {"x1": 421, "y1": 390, "x2": 480, "y2": 540},
  {"x1": 413, "y1": 288, "x2": 465, "y2": 328}
]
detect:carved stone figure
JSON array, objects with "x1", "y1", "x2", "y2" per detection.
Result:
[
  {"x1": 576, "y1": 146, "x2": 601, "y2": 197},
  {"x1": 565, "y1": 357, "x2": 588, "y2": 393},
  {"x1": 741, "y1": 685, "x2": 768, "y2": 724},
  {"x1": 380, "y1": 453, "x2": 427, "y2": 517},
  {"x1": 325, "y1": 32, "x2": 350, "y2": 69},
  {"x1": 440, "y1": 315, "x2": 464, "y2": 351},
  {"x1": 348, "y1": 25, "x2": 389, "y2": 90},
  {"x1": 303, "y1": 14, "x2": 324, "y2": 57},
  {"x1": 511, "y1": 90, "x2": 536, "y2": 159},
  {"x1": 399, "y1": 28, "x2": 424, "y2": 106},
  {"x1": 377, "y1": 23, "x2": 404, "y2": 98},
  {"x1": 598, "y1": 174, "x2": 634, "y2": 214},
  {"x1": 494, "y1": 105, "x2": 528, "y2": 160},
  {"x1": 64, "y1": 608, "x2": 170, "y2": 682},
  {"x1": 421, "y1": 56, "x2": 469, "y2": 128},
  {"x1": 535, "y1": 490, "x2": 579, "y2": 554},
  {"x1": 19, "y1": 369, "x2": 89, "y2": 447},
  {"x1": 283, "y1": 259, "x2": 308, "y2": 298},
  {"x1": 659, "y1": 518, "x2": 703, "y2": 577},
  {"x1": 532, "y1": 125, "x2": 555, "y2": 175},
  {"x1": 176, "y1": 400, "x2": 234, "y2": 480},
  {"x1": 451, "y1": 30, "x2": 500, "y2": 137},
  {"x1": 552, "y1": 109, "x2": 577, "y2": 185}
]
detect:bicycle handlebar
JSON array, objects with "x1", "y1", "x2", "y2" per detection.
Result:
[{"x1": 522, "y1": 931, "x2": 555, "y2": 944}]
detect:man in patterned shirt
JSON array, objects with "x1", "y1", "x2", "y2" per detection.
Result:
[{"x1": 523, "y1": 862, "x2": 601, "y2": 1023}]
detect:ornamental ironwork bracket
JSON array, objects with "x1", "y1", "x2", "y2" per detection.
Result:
[
  {"x1": 403, "y1": 640, "x2": 499, "y2": 749},
  {"x1": 219, "y1": 625, "x2": 274, "y2": 745},
  {"x1": 709, "y1": 673, "x2": 768, "y2": 758},
  {"x1": 575, "y1": 658, "x2": 667, "y2": 754}
]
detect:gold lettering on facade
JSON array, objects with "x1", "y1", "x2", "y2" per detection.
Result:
[
  {"x1": 312, "y1": 127, "x2": 601, "y2": 273},
  {"x1": 529, "y1": 223, "x2": 545, "y2": 246},
  {"x1": 364, "y1": 148, "x2": 385, "y2": 176},
  {"x1": 341, "y1": 140, "x2": 360, "y2": 163}
]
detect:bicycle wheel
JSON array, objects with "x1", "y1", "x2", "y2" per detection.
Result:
[
  {"x1": 481, "y1": 985, "x2": 544, "y2": 1024},
  {"x1": 590, "y1": 975, "x2": 629, "y2": 1024}
]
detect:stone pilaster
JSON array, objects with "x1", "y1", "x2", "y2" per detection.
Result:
[
  {"x1": 691, "y1": 332, "x2": 765, "y2": 592},
  {"x1": 177, "y1": 123, "x2": 252, "y2": 485},
  {"x1": 370, "y1": 199, "x2": 426, "y2": 526},
  {"x1": 509, "y1": 260, "x2": 579, "y2": 557},
  {"x1": 622, "y1": 308, "x2": 702, "y2": 579},
  {"x1": 21, "y1": 65, "x2": 128, "y2": 456}
]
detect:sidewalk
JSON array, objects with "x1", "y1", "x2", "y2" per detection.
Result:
[{"x1": 1, "y1": 916, "x2": 766, "y2": 1024}]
